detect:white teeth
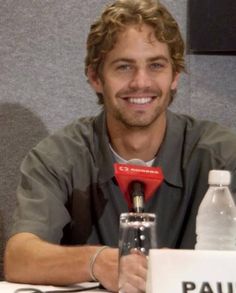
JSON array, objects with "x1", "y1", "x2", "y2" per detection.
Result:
[{"x1": 128, "y1": 97, "x2": 152, "y2": 104}]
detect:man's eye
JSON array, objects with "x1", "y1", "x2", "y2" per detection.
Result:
[
  {"x1": 150, "y1": 63, "x2": 164, "y2": 70},
  {"x1": 116, "y1": 64, "x2": 132, "y2": 71}
]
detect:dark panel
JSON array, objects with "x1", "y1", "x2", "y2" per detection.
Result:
[{"x1": 188, "y1": 0, "x2": 236, "y2": 53}]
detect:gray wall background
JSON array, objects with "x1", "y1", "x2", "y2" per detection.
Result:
[{"x1": 0, "y1": 0, "x2": 235, "y2": 278}]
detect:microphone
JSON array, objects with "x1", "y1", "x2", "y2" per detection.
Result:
[
  {"x1": 114, "y1": 159, "x2": 164, "y2": 212},
  {"x1": 127, "y1": 159, "x2": 147, "y2": 213}
]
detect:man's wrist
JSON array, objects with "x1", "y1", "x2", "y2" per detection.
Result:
[{"x1": 89, "y1": 246, "x2": 109, "y2": 281}]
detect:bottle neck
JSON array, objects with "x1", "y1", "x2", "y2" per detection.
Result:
[{"x1": 210, "y1": 184, "x2": 229, "y2": 187}]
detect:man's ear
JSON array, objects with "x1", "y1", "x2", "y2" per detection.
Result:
[
  {"x1": 171, "y1": 72, "x2": 180, "y2": 91},
  {"x1": 87, "y1": 65, "x2": 103, "y2": 93}
]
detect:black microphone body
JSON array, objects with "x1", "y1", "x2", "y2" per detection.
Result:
[{"x1": 129, "y1": 180, "x2": 145, "y2": 212}]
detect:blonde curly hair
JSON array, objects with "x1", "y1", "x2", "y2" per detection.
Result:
[{"x1": 85, "y1": 0, "x2": 185, "y2": 104}]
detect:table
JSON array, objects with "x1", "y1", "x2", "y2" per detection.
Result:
[{"x1": 0, "y1": 281, "x2": 108, "y2": 292}]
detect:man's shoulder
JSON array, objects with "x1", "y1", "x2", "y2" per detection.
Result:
[
  {"x1": 29, "y1": 111, "x2": 105, "y2": 161},
  {"x1": 171, "y1": 111, "x2": 236, "y2": 164},
  {"x1": 44, "y1": 112, "x2": 103, "y2": 141},
  {"x1": 56, "y1": 114, "x2": 97, "y2": 141},
  {"x1": 170, "y1": 111, "x2": 236, "y2": 144},
  {"x1": 185, "y1": 114, "x2": 236, "y2": 147}
]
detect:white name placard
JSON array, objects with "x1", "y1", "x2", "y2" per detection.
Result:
[{"x1": 146, "y1": 249, "x2": 236, "y2": 293}]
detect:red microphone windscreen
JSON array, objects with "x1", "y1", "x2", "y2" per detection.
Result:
[{"x1": 114, "y1": 162, "x2": 164, "y2": 209}]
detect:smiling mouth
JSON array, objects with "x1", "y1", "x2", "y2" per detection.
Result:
[{"x1": 125, "y1": 96, "x2": 155, "y2": 105}]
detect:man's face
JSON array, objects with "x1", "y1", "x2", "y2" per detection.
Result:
[{"x1": 89, "y1": 24, "x2": 179, "y2": 129}]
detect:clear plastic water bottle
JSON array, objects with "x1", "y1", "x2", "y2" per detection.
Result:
[{"x1": 195, "y1": 170, "x2": 236, "y2": 250}]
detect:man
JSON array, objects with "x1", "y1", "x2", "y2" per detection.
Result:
[{"x1": 4, "y1": 0, "x2": 236, "y2": 292}]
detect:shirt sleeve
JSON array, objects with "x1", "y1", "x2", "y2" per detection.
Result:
[{"x1": 10, "y1": 138, "x2": 72, "y2": 244}]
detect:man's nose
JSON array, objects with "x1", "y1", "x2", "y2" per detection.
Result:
[{"x1": 129, "y1": 69, "x2": 152, "y2": 90}]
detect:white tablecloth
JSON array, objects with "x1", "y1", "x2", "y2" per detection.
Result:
[{"x1": 0, "y1": 281, "x2": 106, "y2": 293}]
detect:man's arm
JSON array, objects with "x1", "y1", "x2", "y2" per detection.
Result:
[{"x1": 4, "y1": 232, "x2": 119, "y2": 292}]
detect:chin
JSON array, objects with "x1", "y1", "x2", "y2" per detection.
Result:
[{"x1": 121, "y1": 118, "x2": 155, "y2": 128}]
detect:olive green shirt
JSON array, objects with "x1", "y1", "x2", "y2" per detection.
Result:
[{"x1": 11, "y1": 110, "x2": 236, "y2": 249}]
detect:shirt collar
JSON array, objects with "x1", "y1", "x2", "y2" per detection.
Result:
[
  {"x1": 94, "y1": 111, "x2": 116, "y2": 183},
  {"x1": 153, "y1": 110, "x2": 184, "y2": 188},
  {"x1": 109, "y1": 143, "x2": 156, "y2": 166},
  {"x1": 95, "y1": 110, "x2": 184, "y2": 188}
]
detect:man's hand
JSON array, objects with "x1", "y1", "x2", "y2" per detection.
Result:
[{"x1": 118, "y1": 250, "x2": 148, "y2": 293}]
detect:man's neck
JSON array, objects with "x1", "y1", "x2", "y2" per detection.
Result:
[{"x1": 107, "y1": 112, "x2": 167, "y2": 162}]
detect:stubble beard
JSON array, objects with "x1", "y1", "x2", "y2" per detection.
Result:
[
  {"x1": 113, "y1": 106, "x2": 162, "y2": 129},
  {"x1": 111, "y1": 91, "x2": 171, "y2": 130}
]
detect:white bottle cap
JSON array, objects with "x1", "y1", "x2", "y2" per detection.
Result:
[{"x1": 208, "y1": 170, "x2": 231, "y2": 185}]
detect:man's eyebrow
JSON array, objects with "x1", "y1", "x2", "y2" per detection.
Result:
[
  {"x1": 110, "y1": 58, "x2": 136, "y2": 65},
  {"x1": 110, "y1": 55, "x2": 170, "y2": 65},
  {"x1": 148, "y1": 55, "x2": 169, "y2": 62}
]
